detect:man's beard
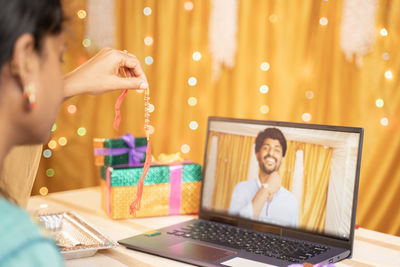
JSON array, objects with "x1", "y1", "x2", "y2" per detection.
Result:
[{"x1": 259, "y1": 156, "x2": 279, "y2": 174}]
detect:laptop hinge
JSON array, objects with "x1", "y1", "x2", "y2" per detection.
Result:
[{"x1": 252, "y1": 223, "x2": 282, "y2": 235}]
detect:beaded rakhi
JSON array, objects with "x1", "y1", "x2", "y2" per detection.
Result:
[{"x1": 113, "y1": 69, "x2": 152, "y2": 216}]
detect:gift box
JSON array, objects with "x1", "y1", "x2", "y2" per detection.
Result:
[
  {"x1": 93, "y1": 133, "x2": 147, "y2": 166},
  {"x1": 99, "y1": 162, "x2": 202, "y2": 219}
]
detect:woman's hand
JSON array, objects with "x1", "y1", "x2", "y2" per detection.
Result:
[{"x1": 63, "y1": 47, "x2": 148, "y2": 99}]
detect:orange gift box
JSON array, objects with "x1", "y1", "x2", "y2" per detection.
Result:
[{"x1": 99, "y1": 162, "x2": 202, "y2": 219}]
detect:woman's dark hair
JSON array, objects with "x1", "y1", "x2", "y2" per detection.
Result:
[
  {"x1": 0, "y1": 0, "x2": 64, "y2": 68},
  {"x1": 0, "y1": 0, "x2": 63, "y2": 200},
  {"x1": 255, "y1": 127, "x2": 287, "y2": 157}
]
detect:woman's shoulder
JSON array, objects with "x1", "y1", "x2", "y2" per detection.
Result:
[
  {"x1": 0, "y1": 197, "x2": 39, "y2": 238},
  {"x1": 0, "y1": 197, "x2": 64, "y2": 266}
]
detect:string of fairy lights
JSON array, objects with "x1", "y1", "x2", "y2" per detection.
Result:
[
  {"x1": 377, "y1": 25, "x2": 391, "y2": 127},
  {"x1": 257, "y1": 13, "x2": 329, "y2": 122},
  {"x1": 182, "y1": 1, "x2": 196, "y2": 155}
]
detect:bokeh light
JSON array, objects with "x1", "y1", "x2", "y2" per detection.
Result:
[
  {"x1": 51, "y1": 124, "x2": 57, "y2": 132},
  {"x1": 302, "y1": 113, "x2": 312, "y2": 122},
  {"x1": 77, "y1": 127, "x2": 87, "y2": 136},
  {"x1": 143, "y1": 7, "x2": 152, "y2": 16},
  {"x1": 260, "y1": 62, "x2": 270, "y2": 71},
  {"x1": 385, "y1": 70, "x2": 393, "y2": 80},
  {"x1": 46, "y1": 168, "x2": 55, "y2": 177},
  {"x1": 145, "y1": 56, "x2": 154, "y2": 65},
  {"x1": 269, "y1": 14, "x2": 278, "y2": 23},
  {"x1": 305, "y1": 91, "x2": 314, "y2": 99},
  {"x1": 181, "y1": 144, "x2": 191, "y2": 154},
  {"x1": 380, "y1": 117, "x2": 389, "y2": 126},
  {"x1": 48, "y1": 140, "x2": 57, "y2": 150},
  {"x1": 260, "y1": 105, "x2": 270, "y2": 114},
  {"x1": 82, "y1": 38, "x2": 91, "y2": 48},
  {"x1": 192, "y1": 51, "x2": 202, "y2": 61},
  {"x1": 67, "y1": 104, "x2": 77, "y2": 114},
  {"x1": 39, "y1": 187, "x2": 48, "y2": 196},
  {"x1": 376, "y1": 98, "x2": 384, "y2": 108},
  {"x1": 148, "y1": 103, "x2": 155, "y2": 113},
  {"x1": 77, "y1": 9, "x2": 87, "y2": 19},
  {"x1": 144, "y1": 36, "x2": 153, "y2": 46},
  {"x1": 188, "y1": 77, "x2": 197, "y2": 86},
  {"x1": 382, "y1": 52, "x2": 390, "y2": 61},
  {"x1": 58, "y1": 137, "x2": 67, "y2": 146},
  {"x1": 148, "y1": 125, "x2": 155, "y2": 135},
  {"x1": 188, "y1": 97, "x2": 197, "y2": 106},
  {"x1": 43, "y1": 149, "x2": 52, "y2": 159},
  {"x1": 189, "y1": 121, "x2": 198, "y2": 130},
  {"x1": 380, "y1": 28, "x2": 388, "y2": 36},
  {"x1": 259, "y1": 85, "x2": 269, "y2": 94},
  {"x1": 319, "y1": 17, "x2": 328, "y2": 26},
  {"x1": 184, "y1": 1, "x2": 194, "y2": 11}
]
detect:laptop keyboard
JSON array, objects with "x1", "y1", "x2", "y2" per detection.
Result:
[{"x1": 167, "y1": 221, "x2": 329, "y2": 263}]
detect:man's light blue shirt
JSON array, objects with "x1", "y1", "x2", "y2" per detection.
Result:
[{"x1": 228, "y1": 178, "x2": 299, "y2": 228}]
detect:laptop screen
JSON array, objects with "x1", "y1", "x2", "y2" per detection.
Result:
[{"x1": 201, "y1": 118, "x2": 362, "y2": 241}]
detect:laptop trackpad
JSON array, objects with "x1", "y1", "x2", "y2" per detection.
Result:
[{"x1": 169, "y1": 241, "x2": 236, "y2": 262}]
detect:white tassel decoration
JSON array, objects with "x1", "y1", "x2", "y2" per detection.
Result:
[
  {"x1": 86, "y1": 0, "x2": 115, "y2": 50},
  {"x1": 209, "y1": 0, "x2": 239, "y2": 80},
  {"x1": 340, "y1": 0, "x2": 377, "y2": 67}
]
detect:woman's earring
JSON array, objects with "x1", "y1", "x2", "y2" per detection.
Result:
[
  {"x1": 10, "y1": 61, "x2": 36, "y2": 111},
  {"x1": 23, "y1": 82, "x2": 36, "y2": 111}
]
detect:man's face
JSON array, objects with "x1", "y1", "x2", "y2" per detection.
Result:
[{"x1": 256, "y1": 138, "x2": 284, "y2": 175}]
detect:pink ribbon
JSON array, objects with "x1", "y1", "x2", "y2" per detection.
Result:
[{"x1": 168, "y1": 165, "x2": 182, "y2": 215}]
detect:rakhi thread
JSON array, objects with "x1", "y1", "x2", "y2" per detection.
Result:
[
  {"x1": 113, "y1": 67, "x2": 129, "y2": 130},
  {"x1": 112, "y1": 66, "x2": 152, "y2": 216},
  {"x1": 113, "y1": 89, "x2": 127, "y2": 130},
  {"x1": 129, "y1": 87, "x2": 152, "y2": 215}
]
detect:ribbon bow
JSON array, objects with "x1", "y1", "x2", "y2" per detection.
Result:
[
  {"x1": 95, "y1": 133, "x2": 147, "y2": 165},
  {"x1": 156, "y1": 152, "x2": 184, "y2": 164}
]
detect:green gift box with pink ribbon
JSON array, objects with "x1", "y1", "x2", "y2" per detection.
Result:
[{"x1": 99, "y1": 162, "x2": 202, "y2": 219}]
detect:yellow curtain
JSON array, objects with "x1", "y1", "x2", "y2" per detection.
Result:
[
  {"x1": 33, "y1": 0, "x2": 400, "y2": 236},
  {"x1": 300, "y1": 143, "x2": 333, "y2": 232},
  {"x1": 280, "y1": 140, "x2": 298, "y2": 191},
  {"x1": 210, "y1": 132, "x2": 254, "y2": 210}
]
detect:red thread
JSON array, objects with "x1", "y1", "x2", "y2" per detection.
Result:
[
  {"x1": 113, "y1": 89, "x2": 128, "y2": 130},
  {"x1": 129, "y1": 139, "x2": 152, "y2": 215}
]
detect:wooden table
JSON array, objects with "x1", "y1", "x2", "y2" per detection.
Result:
[{"x1": 27, "y1": 187, "x2": 400, "y2": 267}]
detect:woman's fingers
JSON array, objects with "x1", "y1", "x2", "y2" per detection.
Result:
[
  {"x1": 118, "y1": 51, "x2": 148, "y2": 82},
  {"x1": 113, "y1": 76, "x2": 148, "y2": 90}
]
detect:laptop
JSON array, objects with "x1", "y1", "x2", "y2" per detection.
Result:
[{"x1": 119, "y1": 117, "x2": 363, "y2": 267}]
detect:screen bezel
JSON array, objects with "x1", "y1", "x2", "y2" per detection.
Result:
[{"x1": 198, "y1": 116, "x2": 363, "y2": 253}]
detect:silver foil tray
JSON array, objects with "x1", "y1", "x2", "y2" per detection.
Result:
[{"x1": 38, "y1": 211, "x2": 117, "y2": 260}]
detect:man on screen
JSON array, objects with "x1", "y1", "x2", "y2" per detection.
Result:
[{"x1": 228, "y1": 128, "x2": 299, "y2": 227}]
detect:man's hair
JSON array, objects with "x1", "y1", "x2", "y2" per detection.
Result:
[{"x1": 255, "y1": 127, "x2": 287, "y2": 157}]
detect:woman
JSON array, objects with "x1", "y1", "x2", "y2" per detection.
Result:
[{"x1": 0, "y1": 0, "x2": 147, "y2": 265}]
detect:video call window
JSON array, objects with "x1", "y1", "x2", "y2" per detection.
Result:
[{"x1": 201, "y1": 121, "x2": 360, "y2": 240}]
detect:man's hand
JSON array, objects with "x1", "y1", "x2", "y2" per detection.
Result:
[
  {"x1": 264, "y1": 171, "x2": 282, "y2": 202},
  {"x1": 252, "y1": 172, "x2": 282, "y2": 217}
]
